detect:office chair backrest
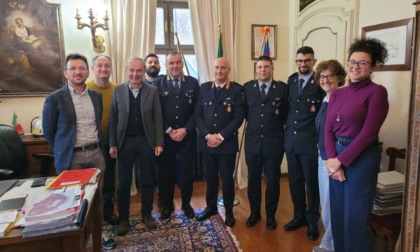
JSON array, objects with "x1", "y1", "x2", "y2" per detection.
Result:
[{"x1": 0, "y1": 124, "x2": 26, "y2": 178}]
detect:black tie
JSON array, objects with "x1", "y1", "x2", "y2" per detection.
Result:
[
  {"x1": 260, "y1": 83, "x2": 267, "y2": 99},
  {"x1": 173, "y1": 79, "x2": 180, "y2": 94},
  {"x1": 298, "y1": 78, "x2": 304, "y2": 95},
  {"x1": 216, "y1": 86, "x2": 222, "y2": 99}
]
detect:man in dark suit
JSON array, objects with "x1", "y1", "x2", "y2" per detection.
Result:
[
  {"x1": 42, "y1": 53, "x2": 115, "y2": 250},
  {"x1": 243, "y1": 56, "x2": 288, "y2": 230},
  {"x1": 109, "y1": 57, "x2": 164, "y2": 235},
  {"x1": 284, "y1": 46, "x2": 325, "y2": 240},
  {"x1": 153, "y1": 52, "x2": 200, "y2": 220},
  {"x1": 195, "y1": 58, "x2": 244, "y2": 227}
]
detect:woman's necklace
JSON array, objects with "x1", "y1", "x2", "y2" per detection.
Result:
[{"x1": 336, "y1": 88, "x2": 359, "y2": 122}]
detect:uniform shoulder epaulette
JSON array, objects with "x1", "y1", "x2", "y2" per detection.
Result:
[
  {"x1": 231, "y1": 81, "x2": 243, "y2": 88},
  {"x1": 243, "y1": 79, "x2": 256, "y2": 86},
  {"x1": 288, "y1": 72, "x2": 298, "y2": 79},
  {"x1": 275, "y1": 80, "x2": 287, "y2": 86}
]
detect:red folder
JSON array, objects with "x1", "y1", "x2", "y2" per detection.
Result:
[{"x1": 46, "y1": 168, "x2": 99, "y2": 189}]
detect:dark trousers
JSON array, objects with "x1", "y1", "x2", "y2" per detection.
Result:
[
  {"x1": 117, "y1": 135, "x2": 156, "y2": 218},
  {"x1": 285, "y1": 151, "x2": 320, "y2": 225},
  {"x1": 246, "y1": 151, "x2": 283, "y2": 217},
  {"x1": 330, "y1": 137, "x2": 380, "y2": 252},
  {"x1": 156, "y1": 133, "x2": 196, "y2": 205},
  {"x1": 202, "y1": 152, "x2": 236, "y2": 213},
  {"x1": 102, "y1": 144, "x2": 117, "y2": 217}
]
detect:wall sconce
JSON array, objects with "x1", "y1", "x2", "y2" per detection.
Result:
[{"x1": 75, "y1": 8, "x2": 109, "y2": 53}]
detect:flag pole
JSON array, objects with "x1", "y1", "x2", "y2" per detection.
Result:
[{"x1": 174, "y1": 32, "x2": 190, "y2": 76}]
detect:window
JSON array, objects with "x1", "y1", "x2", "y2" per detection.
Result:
[{"x1": 155, "y1": 1, "x2": 198, "y2": 78}]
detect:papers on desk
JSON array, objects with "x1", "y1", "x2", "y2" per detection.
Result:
[
  {"x1": 0, "y1": 211, "x2": 19, "y2": 237},
  {"x1": 372, "y1": 171, "x2": 405, "y2": 216}
]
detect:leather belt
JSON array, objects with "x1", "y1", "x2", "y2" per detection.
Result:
[{"x1": 73, "y1": 143, "x2": 100, "y2": 152}]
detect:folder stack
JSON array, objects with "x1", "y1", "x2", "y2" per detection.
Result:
[{"x1": 372, "y1": 170, "x2": 405, "y2": 216}]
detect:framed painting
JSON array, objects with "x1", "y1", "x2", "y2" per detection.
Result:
[
  {"x1": 0, "y1": 0, "x2": 65, "y2": 97},
  {"x1": 362, "y1": 18, "x2": 413, "y2": 71},
  {"x1": 251, "y1": 24, "x2": 277, "y2": 60}
]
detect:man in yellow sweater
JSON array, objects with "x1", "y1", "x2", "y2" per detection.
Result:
[{"x1": 86, "y1": 55, "x2": 119, "y2": 227}]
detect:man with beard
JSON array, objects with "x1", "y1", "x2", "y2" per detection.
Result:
[
  {"x1": 283, "y1": 46, "x2": 325, "y2": 241},
  {"x1": 143, "y1": 53, "x2": 161, "y2": 85},
  {"x1": 153, "y1": 52, "x2": 200, "y2": 220}
]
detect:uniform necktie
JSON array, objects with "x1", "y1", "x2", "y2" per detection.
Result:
[
  {"x1": 298, "y1": 78, "x2": 304, "y2": 95},
  {"x1": 260, "y1": 83, "x2": 267, "y2": 99},
  {"x1": 173, "y1": 79, "x2": 180, "y2": 94},
  {"x1": 216, "y1": 86, "x2": 222, "y2": 99}
]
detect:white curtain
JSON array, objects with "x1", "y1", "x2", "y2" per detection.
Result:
[
  {"x1": 188, "y1": 0, "x2": 238, "y2": 82},
  {"x1": 105, "y1": 0, "x2": 157, "y2": 84}
]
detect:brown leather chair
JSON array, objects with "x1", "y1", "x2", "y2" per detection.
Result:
[{"x1": 0, "y1": 124, "x2": 53, "y2": 179}]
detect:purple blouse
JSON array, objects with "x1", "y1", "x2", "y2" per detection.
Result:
[{"x1": 324, "y1": 78, "x2": 389, "y2": 167}]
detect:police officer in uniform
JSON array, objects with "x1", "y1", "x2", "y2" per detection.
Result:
[
  {"x1": 243, "y1": 56, "x2": 288, "y2": 230},
  {"x1": 195, "y1": 57, "x2": 244, "y2": 227},
  {"x1": 154, "y1": 52, "x2": 200, "y2": 220},
  {"x1": 284, "y1": 46, "x2": 325, "y2": 240}
]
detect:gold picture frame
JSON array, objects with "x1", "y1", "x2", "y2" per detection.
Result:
[
  {"x1": 251, "y1": 24, "x2": 277, "y2": 60},
  {"x1": 0, "y1": 0, "x2": 65, "y2": 97}
]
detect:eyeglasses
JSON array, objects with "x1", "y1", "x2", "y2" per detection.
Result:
[
  {"x1": 347, "y1": 60, "x2": 371, "y2": 68},
  {"x1": 295, "y1": 59, "x2": 312, "y2": 64},
  {"x1": 318, "y1": 74, "x2": 335, "y2": 81},
  {"x1": 66, "y1": 67, "x2": 88, "y2": 72}
]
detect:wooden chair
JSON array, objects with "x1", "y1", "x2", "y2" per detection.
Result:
[{"x1": 368, "y1": 147, "x2": 406, "y2": 252}]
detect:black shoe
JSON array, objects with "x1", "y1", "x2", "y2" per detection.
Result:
[
  {"x1": 225, "y1": 212, "x2": 235, "y2": 227},
  {"x1": 196, "y1": 207, "x2": 218, "y2": 221},
  {"x1": 284, "y1": 218, "x2": 307, "y2": 231},
  {"x1": 182, "y1": 203, "x2": 195, "y2": 219},
  {"x1": 245, "y1": 213, "x2": 261, "y2": 227},
  {"x1": 307, "y1": 224, "x2": 319, "y2": 240},
  {"x1": 266, "y1": 216, "x2": 277, "y2": 230},
  {"x1": 160, "y1": 203, "x2": 175, "y2": 220},
  {"x1": 104, "y1": 214, "x2": 120, "y2": 225},
  {"x1": 142, "y1": 215, "x2": 157, "y2": 229},
  {"x1": 116, "y1": 218, "x2": 129, "y2": 236}
]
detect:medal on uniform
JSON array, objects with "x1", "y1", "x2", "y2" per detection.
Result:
[
  {"x1": 188, "y1": 97, "x2": 192, "y2": 104},
  {"x1": 275, "y1": 109, "x2": 279, "y2": 115},
  {"x1": 209, "y1": 101, "x2": 212, "y2": 106},
  {"x1": 310, "y1": 105, "x2": 316, "y2": 112},
  {"x1": 227, "y1": 104, "x2": 231, "y2": 112}
]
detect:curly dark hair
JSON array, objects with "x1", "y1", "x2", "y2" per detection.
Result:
[
  {"x1": 348, "y1": 38, "x2": 388, "y2": 67},
  {"x1": 314, "y1": 60, "x2": 347, "y2": 87}
]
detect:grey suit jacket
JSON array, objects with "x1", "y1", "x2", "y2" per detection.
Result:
[
  {"x1": 109, "y1": 82, "x2": 164, "y2": 150},
  {"x1": 42, "y1": 85, "x2": 104, "y2": 174}
]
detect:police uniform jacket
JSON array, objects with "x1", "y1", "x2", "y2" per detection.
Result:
[
  {"x1": 153, "y1": 75, "x2": 200, "y2": 133},
  {"x1": 284, "y1": 73, "x2": 325, "y2": 154},
  {"x1": 243, "y1": 79, "x2": 288, "y2": 155},
  {"x1": 195, "y1": 81, "x2": 245, "y2": 154}
]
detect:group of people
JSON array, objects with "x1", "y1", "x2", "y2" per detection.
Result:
[{"x1": 41, "y1": 37, "x2": 389, "y2": 252}]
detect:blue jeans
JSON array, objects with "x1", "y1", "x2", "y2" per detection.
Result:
[
  {"x1": 330, "y1": 136, "x2": 380, "y2": 252},
  {"x1": 318, "y1": 153, "x2": 334, "y2": 251}
]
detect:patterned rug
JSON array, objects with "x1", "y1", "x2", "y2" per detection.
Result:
[{"x1": 100, "y1": 208, "x2": 241, "y2": 252}]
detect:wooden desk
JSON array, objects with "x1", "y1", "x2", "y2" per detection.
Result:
[
  {"x1": 20, "y1": 135, "x2": 56, "y2": 177},
  {"x1": 0, "y1": 181, "x2": 102, "y2": 252}
]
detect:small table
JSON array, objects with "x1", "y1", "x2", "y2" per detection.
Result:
[{"x1": 0, "y1": 180, "x2": 102, "y2": 252}]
